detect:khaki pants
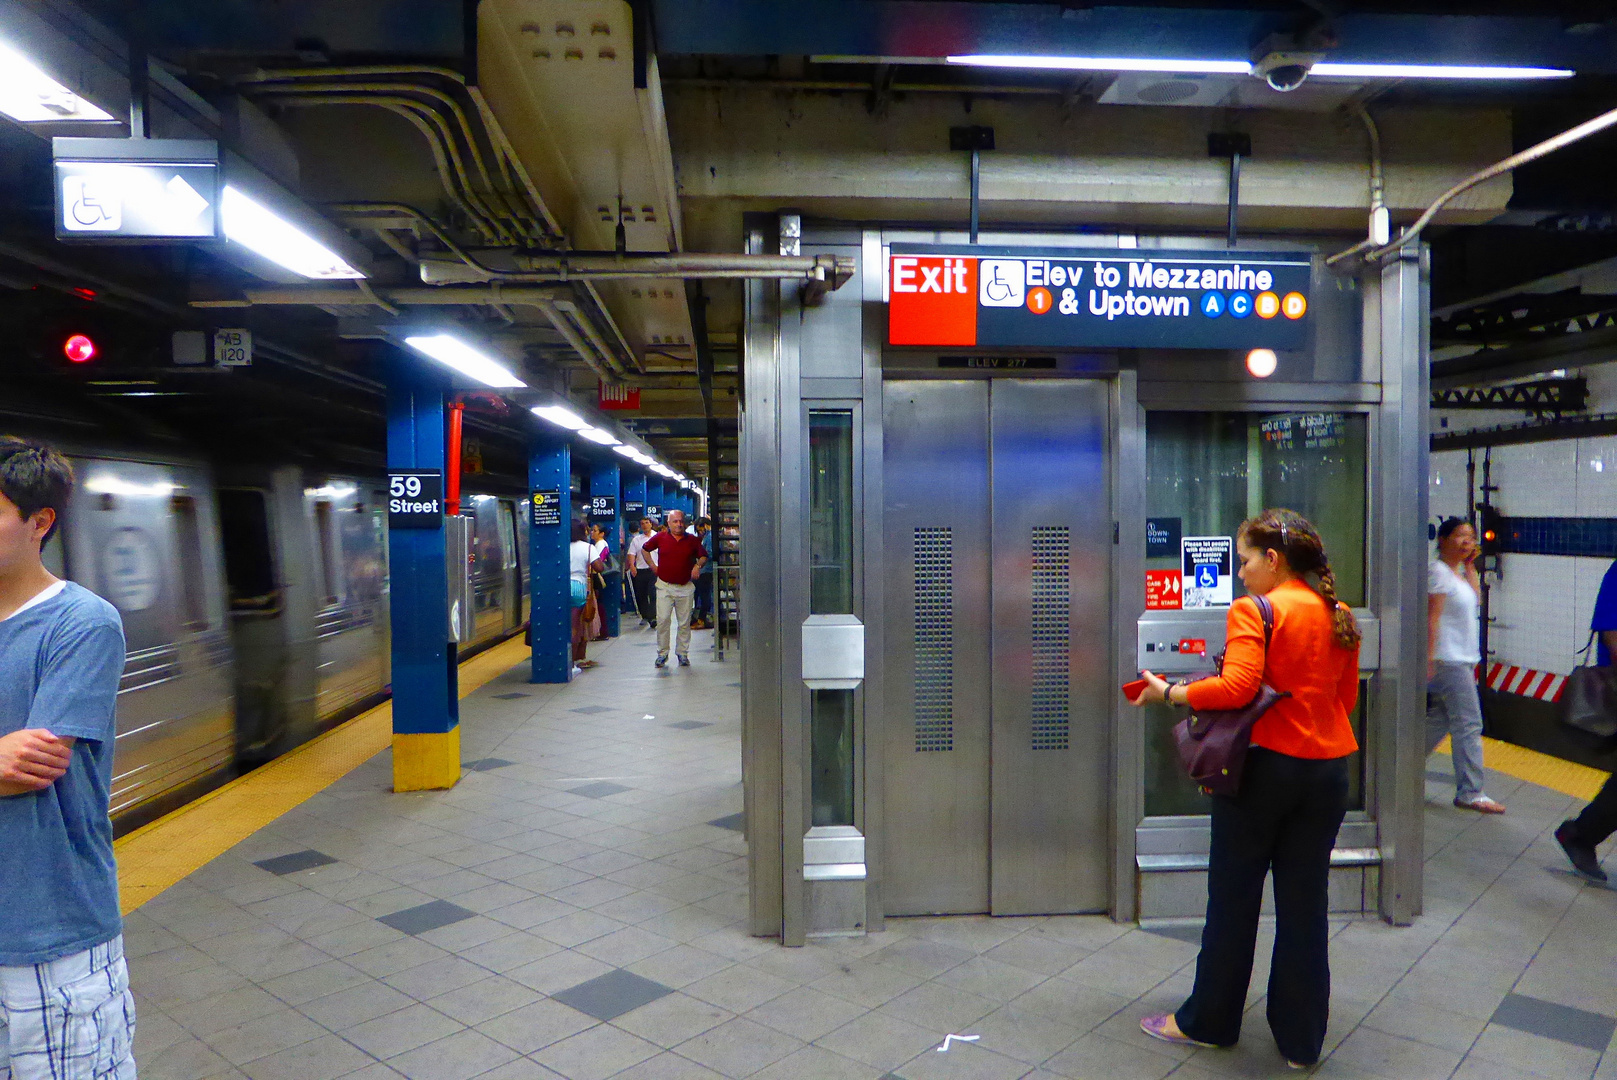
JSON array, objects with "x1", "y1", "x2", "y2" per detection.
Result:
[{"x1": 655, "y1": 580, "x2": 695, "y2": 658}]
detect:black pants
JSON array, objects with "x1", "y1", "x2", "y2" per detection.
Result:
[
  {"x1": 1176, "y1": 747, "x2": 1349, "y2": 1066},
  {"x1": 1571, "y1": 772, "x2": 1617, "y2": 846},
  {"x1": 631, "y1": 569, "x2": 657, "y2": 624}
]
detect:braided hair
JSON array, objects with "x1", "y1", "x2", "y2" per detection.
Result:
[{"x1": 1239, "y1": 508, "x2": 1362, "y2": 649}]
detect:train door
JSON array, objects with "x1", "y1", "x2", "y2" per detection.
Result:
[
  {"x1": 882, "y1": 379, "x2": 1112, "y2": 915},
  {"x1": 498, "y1": 498, "x2": 522, "y2": 631}
]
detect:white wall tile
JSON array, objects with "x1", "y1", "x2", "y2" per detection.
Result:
[
  {"x1": 1490, "y1": 442, "x2": 1578, "y2": 517},
  {"x1": 1575, "y1": 434, "x2": 1617, "y2": 517}
]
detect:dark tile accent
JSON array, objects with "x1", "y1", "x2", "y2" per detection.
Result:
[
  {"x1": 492, "y1": 692, "x2": 530, "y2": 700},
  {"x1": 571, "y1": 705, "x2": 612, "y2": 715},
  {"x1": 464, "y1": 758, "x2": 516, "y2": 772},
  {"x1": 254, "y1": 850, "x2": 338, "y2": 876},
  {"x1": 567, "y1": 781, "x2": 630, "y2": 799},
  {"x1": 1142, "y1": 924, "x2": 1204, "y2": 944},
  {"x1": 377, "y1": 900, "x2": 478, "y2": 936},
  {"x1": 708, "y1": 813, "x2": 746, "y2": 833},
  {"x1": 1496, "y1": 516, "x2": 1617, "y2": 559},
  {"x1": 668, "y1": 721, "x2": 711, "y2": 730},
  {"x1": 1491, "y1": 993, "x2": 1617, "y2": 1052},
  {"x1": 551, "y1": 969, "x2": 674, "y2": 1021}
]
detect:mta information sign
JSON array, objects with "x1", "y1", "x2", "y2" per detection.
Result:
[{"x1": 887, "y1": 247, "x2": 1312, "y2": 350}]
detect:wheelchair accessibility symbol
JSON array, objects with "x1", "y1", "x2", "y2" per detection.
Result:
[
  {"x1": 978, "y1": 259, "x2": 1025, "y2": 307},
  {"x1": 62, "y1": 175, "x2": 121, "y2": 232},
  {"x1": 1194, "y1": 563, "x2": 1219, "y2": 589}
]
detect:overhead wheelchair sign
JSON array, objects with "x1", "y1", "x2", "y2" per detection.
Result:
[
  {"x1": 52, "y1": 138, "x2": 220, "y2": 241},
  {"x1": 887, "y1": 246, "x2": 1312, "y2": 350}
]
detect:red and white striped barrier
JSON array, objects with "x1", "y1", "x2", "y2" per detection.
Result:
[{"x1": 1483, "y1": 662, "x2": 1567, "y2": 703}]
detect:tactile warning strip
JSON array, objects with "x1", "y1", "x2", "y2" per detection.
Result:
[
  {"x1": 1433, "y1": 734, "x2": 1609, "y2": 803},
  {"x1": 113, "y1": 635, "x2": 532, "y2": 914}
]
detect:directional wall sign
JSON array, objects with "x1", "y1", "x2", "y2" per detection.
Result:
[
  {"x1": 888, "y1": 246, "x2": 1313, "y2": 350},
  {"x1": 388, "y1": 470, "x2": 443, "y2": 529},
  {"x1": 531, "y1": 489, "x2": 562, "y2": 527},
  {"x1": 52, "y1": 138, "x2": 220, "y2": 241}
]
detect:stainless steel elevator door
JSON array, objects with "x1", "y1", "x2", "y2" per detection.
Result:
[{"x1": 883, "y1": 379, "x2": 1111, "y2": 916}]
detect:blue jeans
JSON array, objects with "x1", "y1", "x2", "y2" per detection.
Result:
[{"x1": 1427, "y1": 660, "x2": 1487, "y2": 801}]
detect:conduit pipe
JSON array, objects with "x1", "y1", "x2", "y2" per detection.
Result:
[{"x1": 1329, "y1": 102, "x2": 1617, "y2": 268}]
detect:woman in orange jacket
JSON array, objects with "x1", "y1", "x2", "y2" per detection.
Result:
[{"x1": 1132, "y1": 508, "x2": 1361, "y2": 1069}]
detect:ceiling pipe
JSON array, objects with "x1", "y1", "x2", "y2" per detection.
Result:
[
  {"x1": 1329, "y1": 102, "x2": 1617, "y2": 268},
  {"x1": 420, "y1": 251, "x2": 856, "y2": 287}
]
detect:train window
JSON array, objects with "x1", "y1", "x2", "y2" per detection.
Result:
[
  {"x1": 809, "y1": 410, "x2": 855, "y2": 614},
  {"x1": 313, "y1": 500, "x2": 339, "y2": 605},
  {"x1": 217, "y1": 488, "x2": 279, "y2": 608},
  {"x1": 499, "y1": 501, "x2": 518, "y2": 570},
  {"x1": 170, "y1": 495, "x2": 210, "y2": 632}
]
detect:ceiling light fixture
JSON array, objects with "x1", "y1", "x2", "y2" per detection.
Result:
[
  {"x1": 947, "y1": 54, "x2": 1251, "y2": 74},
  {"x1": 0, "y1": 39, "x2": 116, "y2": 122},
  {"x1": 222, "y1": 186, "x2": 364, "y2": 279},
  {"x1": 579, "y1": 426, "x2": 620, "y2": 446},
  {"x1": 531, "y1": 404, "x2": 589, "y2": 429},
  {"x1": 404, "y1": 334, "x2": 526, "y2": 388},
  {"x1": 611, "y1": 444, "x2": 639, "y2": 459},
  {"x1": 1310, "y1": 62, "x2": 1572, "y2": 80}
]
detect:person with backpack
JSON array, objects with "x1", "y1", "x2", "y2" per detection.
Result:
[{"x1": 1130, "y1": 509, "x2": 1360, "y2": 1070}]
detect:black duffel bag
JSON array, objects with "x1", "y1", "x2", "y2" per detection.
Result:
[{"x1": 1562, "y1": 632, "x2": 1617, "y2": 741}]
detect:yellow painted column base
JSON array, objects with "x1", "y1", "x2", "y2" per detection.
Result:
[{"x1": 393, "y1": 728, "x2": 462, "y2": 791}]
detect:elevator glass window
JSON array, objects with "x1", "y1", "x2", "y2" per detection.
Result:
[
  {"x1": 811, "y1": 688, "x2": 855, "y2": 827},
  {"x1": 809, "y1": 410, "x2": 855, "y2": 614},
  {"x1": 1143, "y1": 411, "x2": 1368, "y2": 818}
]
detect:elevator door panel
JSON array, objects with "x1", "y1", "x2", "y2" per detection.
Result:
[
  {"x1": 989, "y1": 379, "x2": 1112, "y2": 914},
  {"x1": 882, "y1": 382, "x2": 992, "y2": 914}
]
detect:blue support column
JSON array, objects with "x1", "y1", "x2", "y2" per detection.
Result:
[
  {"x1": 590, "y1": 458, "x2": 621, "y2": 638},
  {"x1": 387, "y1": 359, "x2": 459, "y2": 790},
  {"x1": 621, "y1": 470, "x2": 646, "y2": 613},
  {"x1": 530, "y1": 431, "x2": 572, "y2": 682}
]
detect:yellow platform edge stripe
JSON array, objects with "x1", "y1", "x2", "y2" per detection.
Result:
[
  {"x1": 114, "y1": 636, "x2": 532, "y2": 914},
  {"x1": 1434, "y1": 734, "x2": 1609, "y2": 803}
]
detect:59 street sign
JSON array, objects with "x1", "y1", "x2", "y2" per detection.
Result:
[{"x1": 888, "y1": 246, "x2": 1313, "y2": 351}]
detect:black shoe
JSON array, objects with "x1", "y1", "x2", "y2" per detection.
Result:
[
  {"x1": 678, "y1": 655, "x2": 690, "y2": 667},
  {"x1": 655, "y1": 654, "x2": 668, "y2": 669},
  {"x1": 1557, "y1": 822, "x2": 1607, "y2": 882}
]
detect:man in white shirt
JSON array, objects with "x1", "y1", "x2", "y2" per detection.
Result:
[
  {"x1": 1427, "y1": 517, "x2": 1505, "y2": 814},
  {"x1": 626, "y1": 518, "x2": 658, "y2": 629}
]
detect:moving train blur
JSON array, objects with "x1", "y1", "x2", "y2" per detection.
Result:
[{"x1": 11, "y1": 397, "x2": 529, "y2": 833}]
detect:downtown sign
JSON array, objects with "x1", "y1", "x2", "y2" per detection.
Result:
[{"x1": 887, "y1": 246, "x2": 1313, "y2": 350}]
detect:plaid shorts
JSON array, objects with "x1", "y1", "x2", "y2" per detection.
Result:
[{"x1": 0, "y1": 937, "x2": 136, "y2": 1080}]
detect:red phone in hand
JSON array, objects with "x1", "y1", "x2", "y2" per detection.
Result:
[{"x1": 1122, "y1": 678, "x2": 1148, "y2": 703}]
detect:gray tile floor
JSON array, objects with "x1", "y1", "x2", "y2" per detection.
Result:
[{"x1": 127, "y1": 623, "x2": 1617, "y2": 1080}]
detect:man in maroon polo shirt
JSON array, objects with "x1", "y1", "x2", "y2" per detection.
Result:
[{"x1": 642, "y1": 509, "x2": 707, "y2": 668}]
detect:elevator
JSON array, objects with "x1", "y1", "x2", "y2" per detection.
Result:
[{"x1": 882, "y1": 378, "x2": 1112, "y2": 915}]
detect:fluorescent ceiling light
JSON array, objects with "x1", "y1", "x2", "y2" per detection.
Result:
[
  {"x1": 948, "y1": 54, "x2": 1251, "y2": 74},
  {"x1": 579, "y1": 426, "x2": 620, "y2": 446},
  {"x1": 0, "y1": 40, "x2": 116, "y2": 121},
  {"x1": 611, "y1": 444, "x2": 639, "y2": 459},
  {"x1": 84, "y1": 475, "x2": 175, "y2": 497},
  {"x1": 1310, "y1": 62, "x2": 1573, "y2": 79},
  {"x1": 222, "y1": 185, "x2": 364, "y2": 279},
  {"x1": 404, "y1": 334, "x2": 525, "y2": 388},
  {"x1": 531, "y1": 404, "x2": 588, "y2": 429}
]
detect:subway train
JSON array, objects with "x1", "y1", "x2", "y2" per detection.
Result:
[{"x1": 13, "y1": 414, "x2": 529, "y2": 833}]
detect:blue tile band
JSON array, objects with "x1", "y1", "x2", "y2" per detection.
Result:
[{"x1": 1497, "y1": 516, "x2": 1617, "y2": 558}]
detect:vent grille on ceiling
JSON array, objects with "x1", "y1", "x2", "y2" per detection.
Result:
[
  {"x1": 1031, "y1": 526, "x2": 1071, "y2": 752},
  {"x1": 913, "y1": 526, "x2": 954, "y2": 753}
]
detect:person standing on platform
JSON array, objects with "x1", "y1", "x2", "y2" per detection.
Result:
[
  {"x1": 1131, "y1": 509, "x2": 1360, "y2": 1070},
  {"x1": 0, "y1": 436, "x2": 135, "y2": 1080},
  {"x1": 588, "y1": 523, "x2": 612, "y2": 642},
  {"x1": 691, "y1": 517, "x2": 714, "y2": 630},
  {"x1": 1427, "y1": 518, "x2": 1506, "y2": 814},
  {"x1": 1556, "y1": 558, "x2": 1617, "y2": 882},
  {"x1": 627, "y1": 517, "x2": 658, "y2": 629},
  {"x1": 644, "y1": 509, "x2": 707, "y2": 669},
  {"x1": 568, "y1": 519, "x2": 599, "y2": 672}
]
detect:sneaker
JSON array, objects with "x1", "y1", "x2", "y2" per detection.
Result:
[
  {"x1": 1557, "y1": 821, "x2": 1608, "y2": 882},
  {"x1": 655, "y1": 654, "x2": 668, "y2": 668},
  {"x1": 678, "y1": 655, "x2": 690, "y2": 667},
  {"x1": 1455, "y1": 795, "x2": 1506, "y2": 815}
]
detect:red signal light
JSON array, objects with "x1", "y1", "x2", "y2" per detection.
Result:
[
  {"x1": 63, "y1": 334, "x2": 96, "y2": 363},
  {"x1": 1483, "y1": 529, "x2": 1497, "y2": 542}
]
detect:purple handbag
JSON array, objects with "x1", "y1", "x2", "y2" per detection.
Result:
[{"x1": 1172, "y1": 594, "x2": 1290, "y2": 798}]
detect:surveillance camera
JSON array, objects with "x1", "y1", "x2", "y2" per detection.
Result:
[{"x1": 1264, "y1": 63, "x2": 1311, "y2": 92}]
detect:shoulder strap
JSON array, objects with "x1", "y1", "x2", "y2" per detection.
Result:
[{"x1": 1254, "y1": 594, "x2": 1276, "y2": 648}]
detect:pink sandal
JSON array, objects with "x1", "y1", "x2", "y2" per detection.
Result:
[
  {"x1": 1455, "y1": 796, "x2": 1505, "y2": 814},
  {"x1": 1141, "y1": 1014, "x2": 1216, "y2": 1048}
]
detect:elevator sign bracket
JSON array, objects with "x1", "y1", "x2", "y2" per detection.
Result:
[{"x1": 888, "y1": 245, "x2": 1312, "y2": 350}]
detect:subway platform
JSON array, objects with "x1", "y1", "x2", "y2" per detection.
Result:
[{"x1": 122, "y1": 627, "x2": 1617, "y2": 1080}]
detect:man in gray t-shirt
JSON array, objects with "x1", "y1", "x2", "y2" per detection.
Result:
[{"x1": 0, "y1": 437, "x2": 134, "y2": 1080}]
